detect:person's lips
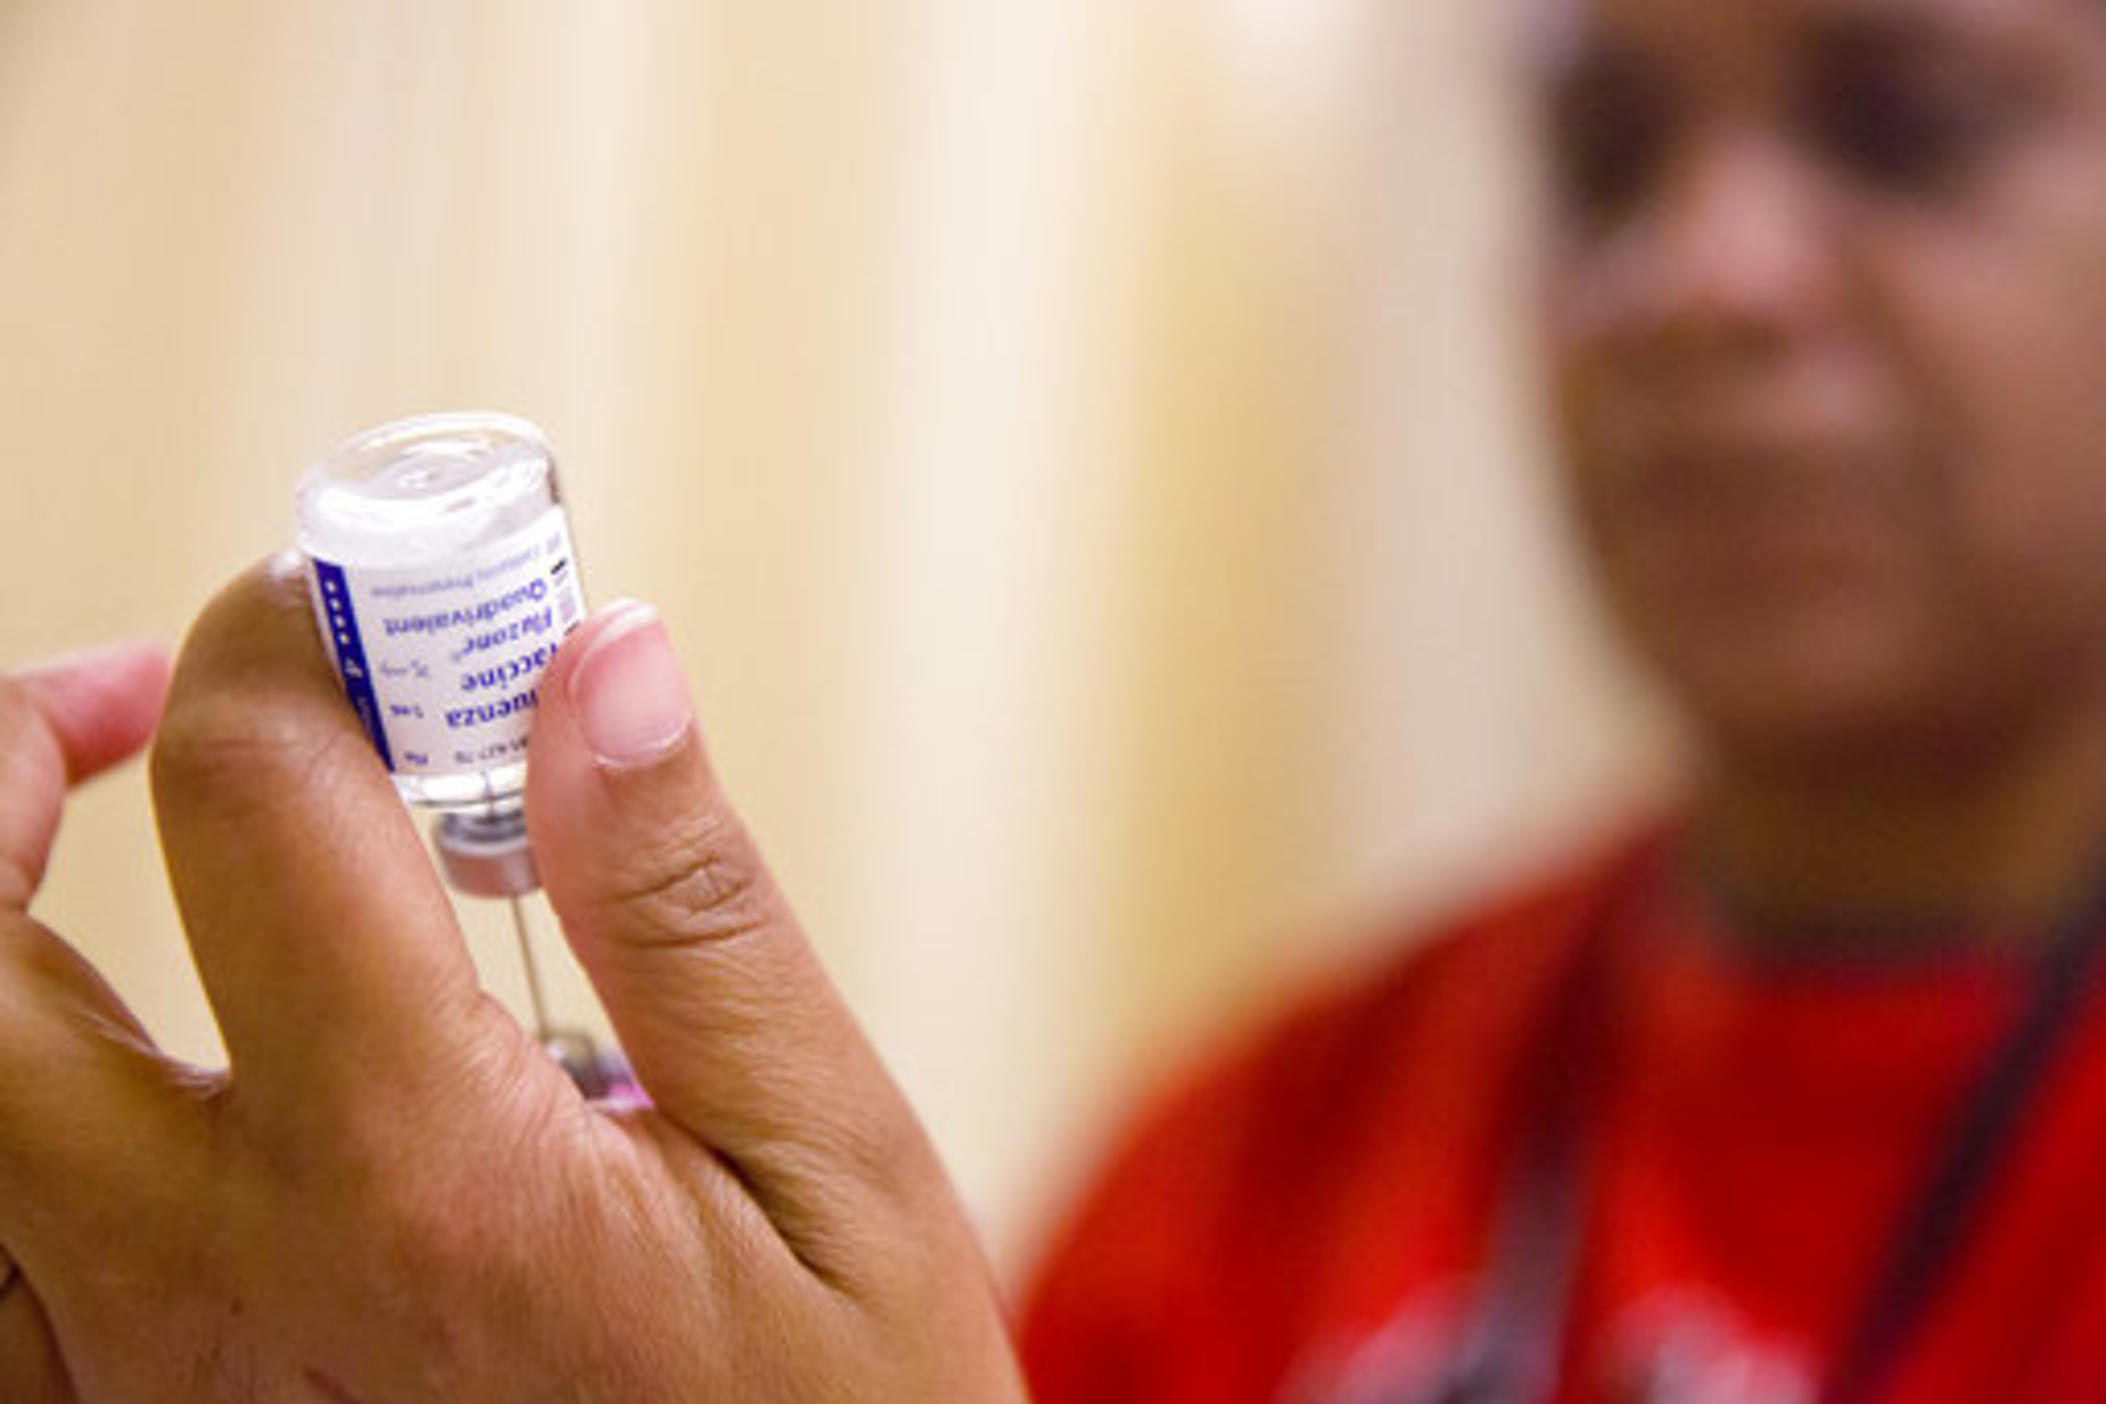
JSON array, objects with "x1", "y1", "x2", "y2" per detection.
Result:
[{"x1": 1593, "y1": 427, "x2": 1911, "y2": 603}]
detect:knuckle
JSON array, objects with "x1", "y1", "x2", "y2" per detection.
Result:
[
  {"x1": 0, "y1": 672, "x2": 39, "y2": 741},
  {"x1": 150, "y1": 555, "x2": 355, "y2": 815},
  {"x1": 0, "y1": 915, "x2": 68, "y2": 994},
  {"x1": 0, "y1": 683, "x2": 64, "y2": 907},
  {"x1": 0, "y1": 849, "x2": 38, "y2": 918},
  {"x1": 807, "y1": 1108, "x2": 940, "y2": 1234},
  {"x1": 0, "y1": 918, "x2": 55, "y2": 1035},
  {"x1": 149, "y1": 699, "x2": 355, "y2": 827},
  {"x1": 603, "y1": 811, "x2": 776, "y2": 948}
]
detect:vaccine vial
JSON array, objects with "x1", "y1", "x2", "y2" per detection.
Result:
[{"x1": 295, "y1": 412, "x2": 587, "y2": 896}]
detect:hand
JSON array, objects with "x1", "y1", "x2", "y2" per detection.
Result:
[{"x1": 0, "y1": 558, "x2": 1027, "y2": 1402}]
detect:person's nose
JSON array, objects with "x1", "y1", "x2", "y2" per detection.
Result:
[{"x1": 1616, "y1": 128, "x2": 1842, "y2": 374}]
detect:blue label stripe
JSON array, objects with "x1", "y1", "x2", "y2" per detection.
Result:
[{"x1": 311, "y1": 558, "x2": 394, "y2": 770}]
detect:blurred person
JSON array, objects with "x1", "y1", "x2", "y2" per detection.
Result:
[
  {"x1": 5, "y1": 0, "x2": 2106, "y2": 1403},
  {"x1": 1022, "y1": 0, "x2": 2106, "y2": 1399}
]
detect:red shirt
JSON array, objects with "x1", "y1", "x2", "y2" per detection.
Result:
[{"x1": 1017, "y1": 833, "x2": 2106, "y2": 1403}]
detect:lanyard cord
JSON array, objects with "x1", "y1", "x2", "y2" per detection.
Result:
[
  {"x1": 1441, "y1": 858, "x2": 2106, "y2": 1404},
  {"x1": 1822, "y1": 865, "x2": 2106, "y2": 1404},
  {"x1": 1414, "y1": 883, "x2": 1623, "y2": 1404}
]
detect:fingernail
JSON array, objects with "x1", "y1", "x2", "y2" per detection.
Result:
[{"x1": 570, "y1": 603, "x2": 693, "y2": 768}]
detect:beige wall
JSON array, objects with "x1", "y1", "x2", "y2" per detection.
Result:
[{"x1": 0, "y1": 1, "x2": 1665, "y2": 1272}]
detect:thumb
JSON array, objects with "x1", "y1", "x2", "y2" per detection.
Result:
[{"x1": 527, "y1": 603, "x2": 936, "y2": 1253}]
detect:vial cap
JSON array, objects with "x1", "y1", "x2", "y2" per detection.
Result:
[
  {"x1": 295, "y1": 411, "x2": 558, "y2": 568},
  {"x1": 433, "y1": 809, "x2": 540, "y2": 898}
]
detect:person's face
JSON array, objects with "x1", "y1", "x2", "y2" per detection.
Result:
[{"x1": 1538, "y1": 0, "x2": 2106, "y2": 769}]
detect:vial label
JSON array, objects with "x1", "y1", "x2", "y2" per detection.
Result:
[{"x1": 308, "y1": 505, "x2": 585, "y2": 781}]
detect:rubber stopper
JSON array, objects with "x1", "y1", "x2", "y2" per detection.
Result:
[{"x1": 433, "y1": 808, "x2": 540, "y2": 898}]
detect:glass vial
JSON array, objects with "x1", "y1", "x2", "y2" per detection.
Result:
[{"x1": 295, "y1": 412, "x2": 588, "y2": 894}]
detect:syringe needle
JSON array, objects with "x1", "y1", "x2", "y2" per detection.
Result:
[{"x1": 509, "y1": 894, "x2": 554, "y2": 1043}]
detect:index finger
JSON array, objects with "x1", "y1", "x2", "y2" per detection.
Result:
[
  {"x1": 0, "y1": 641, "x2": 169, "y2": 911},
  {"x1": 150, "y1": 556, "x2": 502, "y2": 1115}
]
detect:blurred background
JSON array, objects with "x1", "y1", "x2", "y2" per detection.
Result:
[{"x1": 0, "y1": 1, "x2": 1666, "y2": 1275}]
